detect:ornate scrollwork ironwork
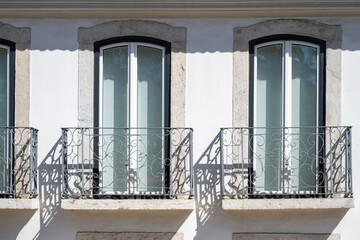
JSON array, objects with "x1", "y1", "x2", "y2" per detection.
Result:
[
  {"x1": 0, "y1": 127, "x2": 38, "y2": 198},
  {"x1": 62, "y1": 127, "x2": 193, "y2": 199},
  {"x1": 221, "y1": 126, "x2": 352, "y2": 198}
]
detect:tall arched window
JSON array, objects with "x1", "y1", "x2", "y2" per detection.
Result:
[
  {"x1": 249, "y1": 35, "x2": 325, "y2": 194},
  {"x1": 94, "y1": 37, "x2": 170, "y2": 196}
]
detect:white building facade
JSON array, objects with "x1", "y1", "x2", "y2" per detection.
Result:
[{"x1": 0, "y1": 1, "x2": 359, "y2": 239}]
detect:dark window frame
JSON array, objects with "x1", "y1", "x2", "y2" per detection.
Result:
[
  {"x1": 0, "y1": 39, "x2": 15, "y2": 127},
  {"x1": 248, "y1": 34, "x2": 326, "y2": 198},
  {"x1": 93, "y1": 36, "x2": 171, "y2": 198},
  {"x1": 0, "y1": 39, "x2": 15, "y2": 198}
]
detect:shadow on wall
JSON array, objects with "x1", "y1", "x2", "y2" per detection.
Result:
[
  {"x1": 33, "y1": 138, "x2": 62, "y2": 240},
  {"x1": 223, "y1": 208, "x2": 349, "y2": 234},
  {"x1": 193, "y1": 131, "x2": 350, "y2": 239},
  {"x1": 0, "y1": 210, "x2": 35, "y2": 239},
  {"x1": 28, "y1": 135, "x2": 192, "y2": 239},
  {"x1": 194, "y1": 132, "x2": 223, "y2": 240}
]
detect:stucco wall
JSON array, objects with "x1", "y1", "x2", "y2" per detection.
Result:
[{"x1": 0, "y1": 18, "x2": 359, "y2": 240}]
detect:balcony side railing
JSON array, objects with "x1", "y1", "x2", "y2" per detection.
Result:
[
  {"x1": 0, "y1": 127, "x2": 38, "y2": 198},
  {"x1": 61, "y1": 127, "x2": 193, "y2": 199},
  {"x1": 220, "y1": 126, "x2": 352, "y2": 198}
]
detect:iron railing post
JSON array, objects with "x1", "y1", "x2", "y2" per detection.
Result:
[
  {"x1": 9, "y1": 127, "x2": 13, "y2": 197},
  {"x1": 61, "y1": 128, "x2": 68, "y2": 199},
  {"x1": 220, "y1": 128, "x2": 224, "y2": 198},
  {"x1": 241, "y1": 128, "x2": 245, "y2": 198},
  {"x1": 81, "y1": 128, "x2": 85, "y2": 198},
  {"x1": 169, "y1": 129, "x2": 173, "y2": 198},
  {"x1": 329, "y1": 127, "x2": 334, "y2": 197},
  {"x1": 29, "y1": 128, "x2": 33, "y2": 199},
  {"x1": 189, "y1": 128, "x2": 194, "y2": 198},
  {"x1": 348, "y1": 127, "x2": 353, "y2": 197},
  {"x1": 34, "y1": 129, "x2": 39, "y2": 197}
]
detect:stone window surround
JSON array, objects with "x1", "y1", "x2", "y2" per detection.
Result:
[
  {"x1": 233, "y1": 19, "x2": 342, "y2": 127},
  {"x1": 78, "y1": 20, "x2": 187, "y2": 128},
  {"x1": 0, "y1": 22, "x2": 30, "y2": 127}
]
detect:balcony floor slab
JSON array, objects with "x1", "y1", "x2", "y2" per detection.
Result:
[
  {"x1": 0, "y1": 198, "x2": 39, "y2": 210},
  {"x1": 222, "y1": 198, "x2": 354, "y2": 210},
  {"x1": 62, "y1": 199, "x2": 195, "y2": 211}
]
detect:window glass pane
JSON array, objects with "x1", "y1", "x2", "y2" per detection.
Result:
[
  {"x1": 254, "y1": 44, "x2": 282, "y2": 192},
  {"x1": 290, "y1": 44, "x2": 317, "y2": 192},
  {"x1": 102, "y1": 46, "x2": 128, "y2": 192},
  {"x1": 137, "y1": 45, "x2": 163, "y2": 192}
]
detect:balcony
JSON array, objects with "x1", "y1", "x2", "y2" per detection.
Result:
[
  {"x1": 61, "y1": 127, "x2": 194, "y2": 210},
  {"x1": 220, "y1": 126, "x2": 354, "y2": 210},
  {"x1": 0, "y1": 127, "x2": 39, "y2": 209}
]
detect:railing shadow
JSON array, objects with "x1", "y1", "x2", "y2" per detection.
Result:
[
  {"x1": 194, "y1": 132, "x2": 222, "y2": 240},
  {"x1": 33, "y1": 137, "x2": 62, "y2": 239}
]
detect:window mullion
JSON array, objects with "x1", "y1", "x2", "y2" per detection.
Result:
[
  {"x1": 129, "y1": 43, "x2": 138, "y2": 129},
  {"x1": 129, "y1": 42, "x2": 138, "y2": 194},
  {"x1": 283, "y1": 41, "x2": 293, "y2": 194},
  {"x1": 284, "y1": 41, "x2": 292, "y2": 128}
]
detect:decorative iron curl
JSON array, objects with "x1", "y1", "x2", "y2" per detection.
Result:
[
  {"x1": 62, "y1": 127, "x2": 193, "y2": 199},
  {"x1": 221, "y1": 126, "x2": 352, "y2": 198}
]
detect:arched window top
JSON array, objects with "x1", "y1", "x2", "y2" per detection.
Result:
[
  {"x1": 249, "y1": 34, "x2": 325, "y2": 54},
  {"x1": 78, "y1": 21, "x2": 186, "y2": 128},
  {"x1": 250, "y1": 37, "x2": 325, "y2": 129},
  {"x1": 94, "y1": 36, "x2": 171, "y2": 55},
  {"x1": 94, "y1": 37, "x2": 171, "y2": 129}
]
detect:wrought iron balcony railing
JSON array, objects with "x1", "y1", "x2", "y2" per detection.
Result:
[
  {"x1": 0, "y1": 127, "x2": 38, "y2": 198},
  {"x1": 220, "y1": 126, "x2": 352, "y2": 198},
  {"x1": 62, "y1": 127, "x2": 193, "y2": 198}
]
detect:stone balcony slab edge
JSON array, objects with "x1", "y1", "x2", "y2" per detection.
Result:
[
  {"x1": 61, "y1": 199, "x2": 195, "y2": 211},
  {"x1": 0, "y1": 198, "x2": 39, "y2": 210},
  {"x1": 222, "y1": 198, "x2": 354, "y2": 210}
]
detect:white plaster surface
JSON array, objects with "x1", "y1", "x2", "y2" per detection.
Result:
[
  {"x1": 77, "y1": 232, "x2": 184, "y2": 240},
  {"x1": 62, "y1": 199, "x2": 195, "y2": 211},
  {"x1": 232, "y1": 233, "x2": 341, "y2": 240},
  {"x1": 223, "y1": 198, "x2": 354, "y2": 210},
  {"x1": 0, "y1": 17, "x2": 357, "y2": 240},
  {"x1": 0, "y1": 199, "x2": 39, "y2": 209}
]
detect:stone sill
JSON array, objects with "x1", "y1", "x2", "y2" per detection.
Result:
[
  {"x1": 222, "y1": 198, "x2": 354, "y2": 210},
  {"x1": 62, "y1": 199, "x2": 195, "y2": 211},
  {"x1": 0, "y1": 198, "x2": 39, "y2": 210}
]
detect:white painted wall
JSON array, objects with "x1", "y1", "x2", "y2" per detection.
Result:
[{"x1": 0, "y1": 18, "x2": 358, "y2": 240}]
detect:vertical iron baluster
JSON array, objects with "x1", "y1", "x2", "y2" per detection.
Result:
[
  {"x1": 162, "y1": 128, "x2": 165, "y2": 195},
  {"x1": 61, "y1": 129, "x2": 67, "y2": 198},
  {"x1": 169, "y1": 129, "x2": 173, "y2": 198},
  {"x1": 282, "y1": 127, "x2": 286, "y2": 194},
  {"x1": 88, "y1": 128, "x2": 91, "y2": 197},
  {"x1": 29, "y1": 128, "x2": 34, "y2": 198},
  {"x1": 329, "y1": 127, "x2": 334, "y2": 197},
  {"x1": 220, "y1": 128, "x2": 224, "y2": 198},
  {"x1": 189, "y1": 128, "x2": 194, "y2": 198},
  {"x1": 9, "y1": 127, "x2": 13, "y2": 197},
  {"x1": 81, "y1": 128, "x2": 85, "y2": 198},
  {"x1": 34, "y1": 129, "x2": 38, "y2": 197},
  {"x1": 345, "y1": 127, "x2": 349, "y2": 194},
  {"x1": 348, "y1": 127, "x2": 353, "y2": 197},
  {"x1": 241, "y1": 128, "x2": 245, "y2": 198},
  {"x1": 127, "y1": 128, "x2": 131, "y2": 195}
]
